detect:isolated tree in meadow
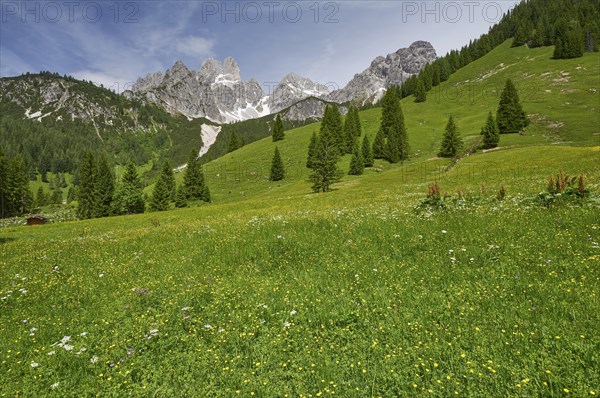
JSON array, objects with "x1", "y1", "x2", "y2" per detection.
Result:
[
  {"x1": 310, "y1": 116, "x2": 342, "y2": 193},
  {"x1": 414, "y1": 79, "x2": 427, "y2": 103},
  {"x1": 95, "y1": 154, "x2": 115, "y2": 218},
  {"x1": 77, "y1": 150, "x2": 97, "y2": 219},
  {"x1": 183, "y1": 149, "x2": 211, "y2": 203},
  {"x1": 269, "y1": 147, "x2": 285, "y2": 181},
  {"x1": 481, "y1": 112, "x2": 500, "y2": 149},
  {"x1": 35, "y1": 186, "x2": 47, "y2": 207},
  {"x1": 306, "y1": 131, "x2": 318, "y2": 169},
  {"x1": 112, "y1": 162, "x2": 145, "y2": 215},
  {"x1": 438, "y1": 116, "x2": 463, "y2": 158},
  {"x1": 272, "y1": 114, "x2": 285, "y2": 142},
  {"x1": 496, "y1": 79, "x2": 529, "y2": 134},
  {"x1": 372, "y1": 126, "x2": 386, "y2": 159},
  {"x1": 348, "y1": 139, "x2": 365, "y2": 176},
  {"x1": 0, "y1": 148, "x2": 7, "y2": 217},
  {"x1": 361, "y1": 134, "x2": 374, "y2": 167}
]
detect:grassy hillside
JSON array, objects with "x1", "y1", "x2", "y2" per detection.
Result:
[{"x1": 1, "y1": 41, "x2": 599, "y2": 396}]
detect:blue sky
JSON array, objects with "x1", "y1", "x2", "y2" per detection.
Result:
[{"x1": 1, "y1": 1, "x2": 519, "y2": 92}]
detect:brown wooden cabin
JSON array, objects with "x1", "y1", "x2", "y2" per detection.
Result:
[{"x1": 26, "y1": 215, "x2": 47, "y2": 226}]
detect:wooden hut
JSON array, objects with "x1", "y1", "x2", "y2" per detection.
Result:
[{"x1": 26, "y1": 215, "x2": 47, "y2": 226}]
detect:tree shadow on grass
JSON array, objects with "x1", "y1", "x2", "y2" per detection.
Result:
[{"x1": 0, "y1": 237, "x2": 15, "y2": 245}]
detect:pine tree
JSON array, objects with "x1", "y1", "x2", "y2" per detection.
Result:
[
  {"x1": 306, "y1": 131, "x2": 319, "y2": 169},
  {"x1": 269, "y1": 147, "x2": 285, "y2": 181},
  {"x1": 361, "y1": 135, "x2": 374, "y2": 167},
  {"x1": 415, "y1": 79, "x2": 427, "y2": 103},
  {"x1": 272, "y1": 114, "x2": 285, "y2": 142},
  {"x1": 310, "y1": 117, "x2": 342, "y2": 193},
  {"x1": 438, "y1": 116, "x2": 463, "y2": 158},
  {"x1": 348, "y1": 139, "x2": 365, "y2": 175},
  {"x1": 372, "y1": 126, "x2": 386, "y2": 159},
  {"x1": 228, "y1": 131, "x2": 240, "y2": 153},
  {"x1": 182, "y1": 149, "x2": 210, "y2": 202},
  {"x1": 496, "y1": 79, "x2": 529, "y2": 134},
  {"x1": 95, "y1": 154, "x2": 115, "y2": 218},
  {"x1": 481, "y1": 112, "x2": 500, "y2": 149},
  {"x1": 432, "y1": 64, "x2": 441, "y2": 87},
  {"x1": 112, "y1": 162, "x2": 145, "y2": 215},
  {"x1": 77, "y1": 150, "x2": 97, "y2": 219}
]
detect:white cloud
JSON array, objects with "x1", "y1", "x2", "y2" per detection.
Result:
[
  {"x1": 71, "y1": 70, "x2": 134, "y2": 93},
  {"x1": 175, "y1": 36, "x2": 216, "y2": 58}
]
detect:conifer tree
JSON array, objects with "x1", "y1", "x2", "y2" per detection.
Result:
[
  {"x1": 372, "y1": 126, "x2": 386, "y2": 159},
  {"x1": 438, "y1": 116, "x2": 463, "y2": 158},
  {"x1": 320, "y1": 105, "x2": 344, "y2": 150},
  {"x1": 496, "y1": 79, "x2": 529, "y2": 134},
  {"x1": 36, "y1": 186, "x2": 47, "y2": 207},
  {"x1": 149, "y1": 173, "x2": 171, "y2": 212},
  {"x1": 310, "y1": 116, "x2": 342, "y2": 193},
  {"x1": 0, "y1": 148, "x2": 7, "y2": 218},
  {"x1": 361, "y1": 135, "x2": 374, "y2": 167},
  {"x1": 481, "y1": 112, "x2": 500, "y2": 149},
  {"x1": 348, "y1": 139, "x2": 365, "y2": 176},
  {"x1": 160, "y1": 161, "x2": 176, "y2": 200},
  {"x1": 112, "y1": 162, "x2": 145, "y2": 215},
  {"x1": 343, "y1": 106, "x2": 361, "y2": 154},
  {"x1": 182, "y1": 148, "x2": 210, "y2": 202},
  {"x1": 228, "y1": 131, "x2": 240, "y2": 153},
  {"x1": 175, "y1": 184, "x2": 187, "y2": 208},
  {"x1": 77, "y1": 150, "x2": 97, "y2": 219},
  {"x1": 270, "y1": 147, "x2": 285, "y2": 181},
  {"x1": 415, "y1": 79, "x2": 427, "y2": 103},
  {"x1": 272, "y1": 114, "x2": 285, "y2": 142},
  {"x1": 95, "y1": 154, "x2": 115, "y2": 218},
  {"x1": 306, "y1": 131, "x2": 318, "y2": 169},
  {"x1": 380, "y1": 90, "x2": 409, "y2": 163}
]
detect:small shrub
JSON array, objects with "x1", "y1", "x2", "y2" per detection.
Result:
[{"x1": 497, "y1": 185, "x2": 506, "y2": 201}]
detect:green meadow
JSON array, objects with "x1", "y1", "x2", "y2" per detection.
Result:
[{"x1": 1, "y1": 40, "x2": 599, "y2": 396}]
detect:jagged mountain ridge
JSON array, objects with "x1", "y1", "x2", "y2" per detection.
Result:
[
  {"x1": 328, "y1": 41, "x2": 437, "y2": 105},
  {"x1": 128, "y1": 40, "x2": 436, "y2": 123}
]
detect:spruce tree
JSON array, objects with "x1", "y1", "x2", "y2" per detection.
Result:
[
  {"x1": 77, "y1": 150, "x2": 97, "y2": 219},
  {"x1": 272, "y1": 114, "x2": 285, "y2": 142},
  {"x1": 149, "y1": 174, "x2": 171, "y2": 212},
  {"x1": 348, "y1": 139, "x2": 365, "y2": 176},
  {"x1": 361, "y1": 135, "x2": 374, "y2": 167},
  {"x1": 228, "y1": 131, "x2": 240, "y2": 153},
  {"x1": 343, "y1": 106, "x2": 362, "y2": 154},
  {"x1": 160, "y1": 161, "x2": 176, "y2": 200},
  {"x1": 0, "y1": 148, "x2": 7, "y2": 218},
  {"x1": 306, "y1": 131, "x2": 319, "y2": 169},
  {"x1": 415, "y1": 79, "x2": 427, "y2": 103},
  {"x1": 496, "y1": 79, "x2": 529, "y2": 134},
  {"x1": 380, "y1": 90, "x2": 409, "y2": 163},
  {"x1": 481, "y1": 112, "x2": 500, "y2": 149},
  {"x1": 182, "y1": 149, "x2": 210, "y2": 202},
  {"x1": 269, "y1": 147, "x2": 285, "y2": 181},
  {"x1": 310, "y1": 117, "x2": 342, "y2": 193},
  {"x1": 175, "y1": 185, "x2": 187, "y2": 208},
  {"x1": 372, "y1": 126, "x2": 386, "y2": 159},
  {"x1": 112, "y1": 162, "x2": 145, "y2": 215},
  {"x1": 321, "y1": 105, "x2": 344, "y2": 151},
  {"x1": 438, "y1": 116, "x2": 463, "y2": 158},
  {"x1": 95, "y1": 154, "x2": 115, "y2": 218},
  {"x1": 36, "y1": 186, "x2": 47, "y2": 208}
]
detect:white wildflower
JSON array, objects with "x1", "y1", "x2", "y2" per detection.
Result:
[
  {"x1": 30, "y1": 362, "x2": 39, "y2": 368},
  {"x1": 290, "y1": 310, "x2": 297, "y2": 316},
  {"x1": 50, "y1": 382, "x2": 59, "y2": 389},
  {"x1": 90, "y1": 356, "x2": 99, "y2": 364}
]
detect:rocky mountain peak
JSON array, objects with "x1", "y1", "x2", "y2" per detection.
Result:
[{"x1": 222, "y1": 57, "x2": 241, "y2": 81}]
